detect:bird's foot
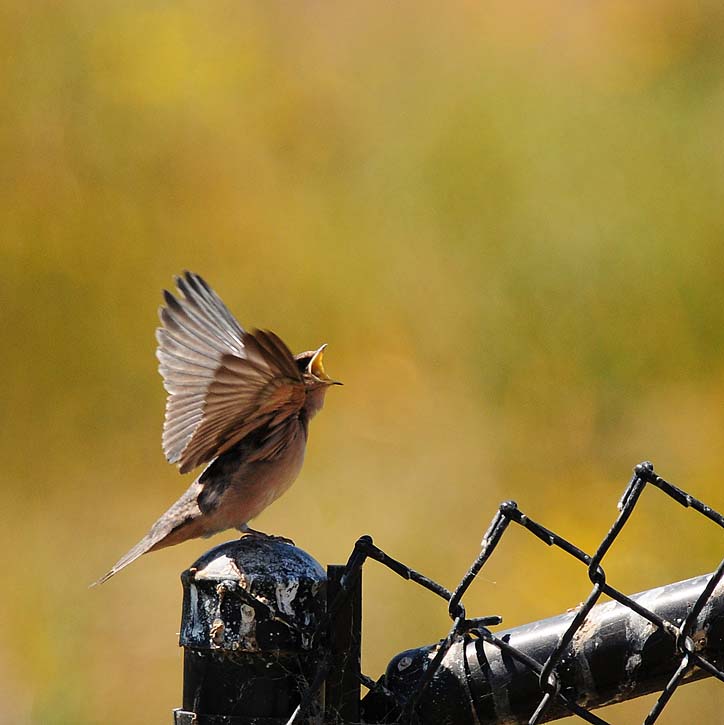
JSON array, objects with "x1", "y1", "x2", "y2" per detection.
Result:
[{"x1": 239, "y1": 527, "x2": 295, "y2": 546}]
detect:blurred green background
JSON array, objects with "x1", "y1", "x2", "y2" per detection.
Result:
[{"x1": 2, "y1": 1, "x2": 724, "y2": 722}]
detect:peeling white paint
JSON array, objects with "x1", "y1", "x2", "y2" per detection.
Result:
[
  {"x1": 240, "y1": 603, "x2": 256, "y2": 638},
  {"x1": 194, "y1": 555, "x2": 242, "y2": 581},
  {"x1": 275, "y1": 580, "x2": 300, "y2": 616},
  {"x1": 622, "y1": 589, "x2": 660, "y2": 684},
  {"x1": 188, "y1": 583, "x2": 204, "y2": 640},
  {"x1": 625, "y1": 652, "x2": 642, "y2": 676},
  {"x1": 397, "y1": 656, "x2": 413, "y2": 671}
]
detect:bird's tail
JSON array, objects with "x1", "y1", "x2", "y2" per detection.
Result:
[
  {"x1": 91, "y1": 482, "x2": 206, "y2": 587},
  {"x1": 90, "y1": 532, "x2": 163, "y2": 587}
]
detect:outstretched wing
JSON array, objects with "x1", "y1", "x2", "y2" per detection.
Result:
[{"x1": 157, "y1": 271, "x2": 305, "y2": 473}]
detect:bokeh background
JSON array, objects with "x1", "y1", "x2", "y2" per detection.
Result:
[{"x1": 3, "y1": 2, "x2": 724, "y2": 723}]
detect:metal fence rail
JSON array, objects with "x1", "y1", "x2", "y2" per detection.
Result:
[
  {"x1": 359, "y1": 570, "x2": 723, "y2": 724},
  {"x1": 174, "y1": 462, "x2": 724, "y2": 724}
]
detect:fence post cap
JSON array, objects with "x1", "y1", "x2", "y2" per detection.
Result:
[{"x1": 179, "y1": 536, "x2": 327, "y2": 653}]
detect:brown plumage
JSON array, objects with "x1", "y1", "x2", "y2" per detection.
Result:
[{"x1": 93, "y1": 271, "x2": 340, "y2": 586}]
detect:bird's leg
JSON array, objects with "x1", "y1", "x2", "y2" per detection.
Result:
[{"x1": 237, "y1": 525, "x2": 295, "y2": 546}]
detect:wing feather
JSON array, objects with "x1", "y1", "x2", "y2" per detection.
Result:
[
  {"x1": 157, "y1": 272, "x2": 305, "y2": 473},
  {"x1": 179, "y1": 272, "x2": 245, "y2": 340}
]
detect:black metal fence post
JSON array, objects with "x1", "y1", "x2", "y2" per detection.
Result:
[
  {"x1": 174, "y1": 537, "x2": 328, "y2": 724},
  {"x1": 325, "y1": 564, "x2": 362, "y2": 723}
]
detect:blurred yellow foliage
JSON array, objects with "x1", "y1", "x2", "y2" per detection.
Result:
[{"x1": 2, "y1": 1, "x2": 724, "y2": 722}]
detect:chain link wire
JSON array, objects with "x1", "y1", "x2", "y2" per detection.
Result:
[{"x1": 292, "y1": 462, "x2": 724, "y2": 724}]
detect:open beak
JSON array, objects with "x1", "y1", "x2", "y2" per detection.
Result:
[{"x1": 308, "y1": 344, "x2": 343, "y2": 385}]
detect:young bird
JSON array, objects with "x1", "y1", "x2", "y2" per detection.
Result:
[{"x1": 94, "y1": 271, "x2": 341, "y2": 585}]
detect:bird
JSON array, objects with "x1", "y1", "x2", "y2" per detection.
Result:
[{"x1": 93, "y1": 271, "x2": 341, "y2": 585}]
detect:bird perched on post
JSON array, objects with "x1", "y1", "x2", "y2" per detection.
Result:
[{"x1": 93, "y1": 271, "x2": 341, "y2": 585}]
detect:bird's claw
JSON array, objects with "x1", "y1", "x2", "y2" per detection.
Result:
[{"x1": 240, "y1": 528, "x2": 295, "y2": 546}]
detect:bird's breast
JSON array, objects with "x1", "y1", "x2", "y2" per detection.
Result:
[{"x1": 205, "y1": 428, "x2": 307, "y2": 530}]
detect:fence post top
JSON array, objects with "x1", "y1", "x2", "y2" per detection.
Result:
[
  {"x1": 183, "y1": 536, "x2": 326, "y2": 585},
  {"x1": 179, "y1": 537, "x2": 327, "y2": 653}
]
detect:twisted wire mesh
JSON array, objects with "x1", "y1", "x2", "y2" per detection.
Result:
[{"x1": 318, "y1": 461, "x2": 724, "y2": 724}]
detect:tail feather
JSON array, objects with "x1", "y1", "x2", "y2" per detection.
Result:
[
  {"x1": 90, "y1": 534, "x2": 160, "y2": 587},
  {"x1": 91, "y1": 482, "x2": 206, "y2": 587}
]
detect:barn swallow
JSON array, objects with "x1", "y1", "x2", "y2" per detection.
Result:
[{"x1": 93, "y1": 271, "x2": 340, "y2": 585}]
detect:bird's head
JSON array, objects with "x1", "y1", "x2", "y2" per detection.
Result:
[{"x1": 295, "y1": 344, "x2": 342, "y2": 417}]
